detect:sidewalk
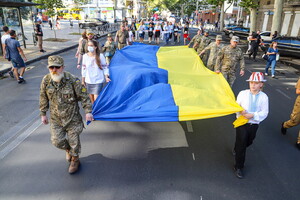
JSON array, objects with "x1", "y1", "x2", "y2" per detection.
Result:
[{"x1": 0, "y1": 21, "x2": 118, "y2": 75}]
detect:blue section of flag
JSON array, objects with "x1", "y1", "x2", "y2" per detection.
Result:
[{"x1": 92, "y1": 44, "x2": 179, "y2": 122}]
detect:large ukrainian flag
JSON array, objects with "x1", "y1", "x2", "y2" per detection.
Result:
[{"x1": 92, "y1": 44, "x2": 242, "y2": 122}]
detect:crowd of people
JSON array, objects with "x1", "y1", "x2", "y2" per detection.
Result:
[{"x1": 1, "y1": 18, "x2": 299, "y2": 179}]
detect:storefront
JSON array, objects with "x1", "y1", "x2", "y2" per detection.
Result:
[{"x1": 0, "y1": 0, "x2": 39, "y2": 56}]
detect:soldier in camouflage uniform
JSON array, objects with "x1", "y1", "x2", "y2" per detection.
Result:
[
  {"x1": 194, "y1": 31, "x2": 211, "y2": 65},
  {"x1": 199, "y1": 35, "x2": 223, "y2": 71},
  {"x1": 281, "y1": 78, "x2": 300, "y2": 149},
  {"x1": 215, "y1": 36, "x2": 245, "y2": 87},
  {"x1": 39, "y1": 55, "x2": 93, "y2": 174},
  {"x1": 188, "y1": 29, "x2": 202, "y2": 51}
]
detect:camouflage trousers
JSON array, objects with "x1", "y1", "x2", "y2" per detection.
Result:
[
  {"x1": 118, "y1": 43, "x2": 127, "y2": 50},
  {"x1": 221, "y1": 70, "x2": 236, "y2": 87},
  {"x1": 283, "y1": 95, "x2": 300, "y2": 143},
  {"x1": 200, "y1": 53, "x2": 209, "y2": 66},
  {"x1": 50, "y1": 119, "x2": 84, "y2": 157}
]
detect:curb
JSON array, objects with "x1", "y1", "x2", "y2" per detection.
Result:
[{"x1": 0, "y1": 31, "x2": 117, "y2": 76}]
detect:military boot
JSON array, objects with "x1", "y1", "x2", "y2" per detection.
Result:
[
  {"x1": 66, "y1": 150, "x2": 71, "y2": 162},
  {"x1": 69, "y1": 156, "x2": 80, "y2": 174}
]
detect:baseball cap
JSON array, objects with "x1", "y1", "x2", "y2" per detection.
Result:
[
  {"x1": 246, "y1": 72, "x2": 266, "y2": 82},
  {"x1": 216, "y1": 35, "x2": 222, "y2": 40},
  {"x1": 48, "y1": 55, "x2": 64, "y2": 67},
  {"x1": 107, "y1": 33, "x2": 111, "y2": 37},
  {"x1": 86, "y1": 29, "x2": 94, "y2": 35},
  {"x1": 231, "y1": 36, "x2": 239, "y2": 42}
]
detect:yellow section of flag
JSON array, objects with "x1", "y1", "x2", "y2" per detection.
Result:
[{"x1": 157, "y1": 46, "x2": 243, "y2": 121}]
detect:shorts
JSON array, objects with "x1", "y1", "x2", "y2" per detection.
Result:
[
  {"x1": 11, "y1": 58, "x2": 26, "y2": 69},
  {"x1": 183, "y1": 34, "x2": 189, "y2": 38},
  {"x1": 154, "y1": 31, "x2": 160, "y2": 38},
  {"x1": 148, "y1": 32, "x2": 153, "y2": 37},
  {"x1": 139, "y1": 32, "x2": 145, "y2": 39},
  {"x1": 86, "y1": 83, "x2": 104, "y2": 95}
]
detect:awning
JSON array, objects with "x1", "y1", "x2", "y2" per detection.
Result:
[{"x1": 0, "y1": 1, "x2": 40, "y2": 7}]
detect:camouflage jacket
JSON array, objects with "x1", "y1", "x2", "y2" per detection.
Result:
[
  {"x1": 203, "y1": 42, "x2": 224, "y2": 67},
  {"x1": 189, "y1": 34, "x2": 202, "y2": 49},
  {"x1": 196, "y1": 36, "x2": 212, "y2": 53},
  {"x1": 39, "y1": 72, "x2": 92, "y2": 126},
  {"x1": 215, "y1": 45, "x2": 245, "y2": 72}
]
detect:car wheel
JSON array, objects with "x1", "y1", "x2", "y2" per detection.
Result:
[
  {"x1": 229, "y1": 33, "x2": 234, "y2": 38},
  {"x1": 79, "y1": 24, "x2": 84, "y2": 29}
]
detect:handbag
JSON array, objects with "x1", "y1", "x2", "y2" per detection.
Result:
[
  {"x1": 262, "y1": 53, "x2": 268, "y2": 61},
  {"x1": 276, "y1": 53, "x2": 280, "y2": 61}
]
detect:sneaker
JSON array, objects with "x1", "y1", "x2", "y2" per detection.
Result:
[
  {"x1": 281, "y1": 122, "x2": 287, "y2": 135},
  {"x1": 272, "y1": 75, "x2": 275, "y2": 78},
  {"x1": 19, "y1": 77, "x2": 26, "y2": 83},
  {"x1": 69, "y1": 157, "x2": 80, "y2": 174},
  {"x1": 233, "y1": 167, "x2": 244, "y2": 179},
  {"x1": 264, "y1": 73, "x2": 268, "y2": 76},
  {"x1": 40, "y1": 49, "x2": 46, "y2": 53},
  {"x1": 8, "y1": 71, "x2": 14, "y2": 78},
  {"x1": 17, "y1": 79, "x2": 23, "y2": 84}
]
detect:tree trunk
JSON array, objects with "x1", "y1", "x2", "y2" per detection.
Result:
[
  {"x1": 250, "y1": 8, "x2": 256, "y2": 33},
  {"x1": 219, "y1": 2, "x2": 224, "y2": 31}
]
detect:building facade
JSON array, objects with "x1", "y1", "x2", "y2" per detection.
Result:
[{"x1": 258, "y1": 0, "x2": 300, "y2": 36}]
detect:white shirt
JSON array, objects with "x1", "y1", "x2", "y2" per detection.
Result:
[
  {"x1": 128, "y1": 31, "x2": 133, "y2": 42},
  {"x1": 236, "y1": 89, "x2": 269, "y2": 124},
  {"x1": 1, "y1": 34, "x2": 10, "y2": 44},
  {"x1": 163, "y1": 25, "x2": 170, "y2": 34},
  {"x1": 138, "y1": 25, "x2": 145, "y2": 33},
  {"x1": 82, "y1": 53, "x2": 109, "y2": 84}
]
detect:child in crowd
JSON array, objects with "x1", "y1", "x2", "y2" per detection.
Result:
[{"x1": 233, "y1": 72, "x2": 269, "y2": 179}]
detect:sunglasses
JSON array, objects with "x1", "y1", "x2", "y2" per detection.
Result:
[
  {"x1": 49, "y1": 66, "x2": 62, "y2": 69},
  {"x1": 87, "y1": 33, "x2": 94, "y2": 36}
]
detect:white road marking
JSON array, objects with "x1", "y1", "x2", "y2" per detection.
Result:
[
  {"x1": 276, "y1": 89, "x2": 292, "y2": 100},
  {"x1": 0, "y1": 110, "x2": 40, "y2": 147},
  {"x1": 192, "y1": 153, "x2": 195, "y2": 161},
  {"x1": 0, "y1": 120, "x2": 41, "y2": 160},
  {"x1": 186, "y1": 121, "x2": 193, "y2": 133}
]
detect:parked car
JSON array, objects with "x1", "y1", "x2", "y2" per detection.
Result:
[
  {"x1": 264, "y1": 36, "x2": 300, "y2": 58},
  {"x1": 260, "y1": 31, "x2": 272, "y2": 43},
  {"x1": 224, "y1": 26, "x2": 250, "y2": 39},
  {"x1": 79, "y1": 18, "x2": 109, "y2": 29}
]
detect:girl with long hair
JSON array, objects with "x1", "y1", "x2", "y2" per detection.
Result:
[
  {"x1": 265, "y1": 41, "x2": 279, "y2": 78},
  {"x1": 81, "y1": 40, "x2": 111, "y2": 103}
]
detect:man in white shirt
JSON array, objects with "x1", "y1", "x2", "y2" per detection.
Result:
[
  {"x1": 1, "y1": 26, "x2": 14, "y2": 78},
  {"x1": 233, "y1": 72, "x2": 269, "y2": 179}
]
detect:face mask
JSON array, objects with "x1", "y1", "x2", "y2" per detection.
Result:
[{"x1": 88, "y1": 46, "x2": 95, "y2": 53}]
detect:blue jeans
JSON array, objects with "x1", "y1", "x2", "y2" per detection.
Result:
[
  {"x1": 265, "y1": 59, "x2": 276, "y2": 76},
  {"x1": 164, "y1": 33, "x2": 170, "y2": 45}
]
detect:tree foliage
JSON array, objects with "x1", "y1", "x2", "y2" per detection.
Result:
[
  {"x1": 33, "y1": 0, "x2": 64, "y2": 17},
  {"x1": 238, "y1": 0, "x2": 259, "y2": 12}
]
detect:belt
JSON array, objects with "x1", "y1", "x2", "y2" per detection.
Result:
[{"x1": 247, "y1": 123, "x2": 258, "y2": 126}]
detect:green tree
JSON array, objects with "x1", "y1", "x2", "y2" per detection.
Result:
[
  {"x1": 33, "y1": 0, "x2": 64, "y2": 38},
  {"x1": 239, "y1": 0, "x2": 259, "y2": 33}
]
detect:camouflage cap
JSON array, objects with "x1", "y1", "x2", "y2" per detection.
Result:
[
  {"x1": 231, "y1": 36, "x2": 239, "y2": 42},
  {"x1": 48, "y1": 55, "x2": 64, "y2": 67},
  {"x1": 216, "y1": 35, "x2": 222, "y2": 40}
]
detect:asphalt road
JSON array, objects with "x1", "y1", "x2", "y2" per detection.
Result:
[{"x1": 0, "y1": 29, "x2": 299, "y2": 200}]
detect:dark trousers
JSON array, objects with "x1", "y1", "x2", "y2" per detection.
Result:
[
  {"x1": 234, "y1": 123, "x2": 259, "y2": 169},
  {"x1": 249, "y1": 45, "x2": 258, "y2": 59}
]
